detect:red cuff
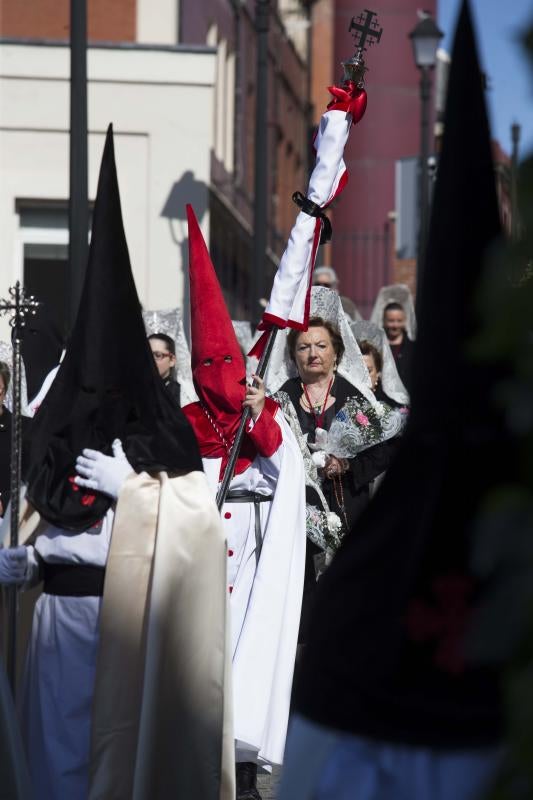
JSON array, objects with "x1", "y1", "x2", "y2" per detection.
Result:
[{"x1": 327, "y1": 83, "x2": 367, "y2": 122}]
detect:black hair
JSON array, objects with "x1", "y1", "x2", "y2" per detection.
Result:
[
  {"x1": 147, "y1": 332, "x2": 176, "y2": 355},
  {"x1": 383, "y1": 301, "x2": 405, "y2": 314},
  {"x1": 0, "y1": 361, "x2": 10, "y2": 394}
]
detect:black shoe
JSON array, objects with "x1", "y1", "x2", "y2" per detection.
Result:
[{"x1": 236, "y1": 762, "x2": 262, "y2": 800}]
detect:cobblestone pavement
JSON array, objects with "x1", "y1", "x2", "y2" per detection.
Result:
[{"x1": 257, "y1": 765, "x2": 281, "y2": 799}]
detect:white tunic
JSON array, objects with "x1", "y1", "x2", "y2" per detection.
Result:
[
  {"x1": 20, "y1": 511, "x2": 114, "y2": 800},
  {"x1": 203, "y1": 409, "x2": 306, "y2": 767}
]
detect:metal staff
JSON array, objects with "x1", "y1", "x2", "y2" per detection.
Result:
[
  {"x1": 0, "y1": 282, "x2": 40, "y2": 691},
  {"x1": 216, "y1": 8, "x2": 383, "y2": 511}
]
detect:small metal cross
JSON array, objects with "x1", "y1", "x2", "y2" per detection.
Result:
[
  {"x1": 349, "y1": 9, "x2": 383, "y2": 54},
  {"x1": 0, "y1": 281, "x2": 41, "y2": 335}
]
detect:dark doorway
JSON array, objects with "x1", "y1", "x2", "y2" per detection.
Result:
[{"x1": 22, "y1": 244, "x2": 68, "y2": 400}]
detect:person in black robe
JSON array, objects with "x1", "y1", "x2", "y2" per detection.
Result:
[{"x1": 279, "y1": 4, "x2": 514, "y2": 798}]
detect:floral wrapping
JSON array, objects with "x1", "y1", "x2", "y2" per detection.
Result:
[{"x1": 308, "y1": 397, "x2": 408, "y2": 467}]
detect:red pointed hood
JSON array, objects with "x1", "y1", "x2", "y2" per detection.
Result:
[{"x1": 187, "y1": 204, "x2": 246, "y2": 428}]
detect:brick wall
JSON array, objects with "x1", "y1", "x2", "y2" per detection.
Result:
[
  {"x1": 0, "y1": 0, "x2": 136, "y2": 42},
  {"x1": 393, "y1": 258, "x2": 417, "y2": 300}
]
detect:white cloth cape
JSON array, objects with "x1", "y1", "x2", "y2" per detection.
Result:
[
  {"x1": 203, "y1": 408, "x2": 306, "y2": 767},
  {"x1": 259, "y1": 108, "x2": 352, "y2": 332}
]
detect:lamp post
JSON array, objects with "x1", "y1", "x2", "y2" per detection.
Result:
[
  {"x1": 251, "y1": 0, "x2": 270, "y2": 324},
  {"x1": 510, "y1": 121, "x2": 521, "y2": 241},
  {"x1": 409, "y1": 11, "x2": 443, "y2": 283},
  {"x1": 68, "y1": 0, "x2": 89, "y2": 333}
]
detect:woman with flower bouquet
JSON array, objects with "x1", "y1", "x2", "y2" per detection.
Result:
[{"x1": 267, "y1": 287, "x2": 406, "y2": 644}]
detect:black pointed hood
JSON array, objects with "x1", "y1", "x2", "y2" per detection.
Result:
[
  {"x1": 294, "y1": 1, "x2": 514, "y2": 747},
  {"x1": 410, "y1": 0, "x2": 502, "y2": 430},
  {"x1": 24, "y1": 125, "x2": 201, "y2": 531}
]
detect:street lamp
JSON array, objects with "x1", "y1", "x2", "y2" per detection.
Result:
[
  {"x1": 251, "y1": 0, "x2": 271, "y2": 324},
  {"x1": 409, "y1": 11, "x2": 443, "y2": 282},
  {"x1": 510, "y1": 121, "x2": 521, "y2": 241},
  {"x1": 69, "y1": 0, "x2": 89, "y2": 334}
]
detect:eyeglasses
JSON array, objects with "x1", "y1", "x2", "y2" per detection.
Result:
[{"x1": 152, "y1": 351, "x2": 171, "y2": 361}]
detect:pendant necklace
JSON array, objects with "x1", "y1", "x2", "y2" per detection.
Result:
[{"x1": 302, "y1": 377, "x2": 333, "y2": 431}]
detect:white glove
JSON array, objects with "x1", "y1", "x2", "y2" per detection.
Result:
[
  {"x1": 75, "y1": 439, "x2": 134, "y2": 500},
  {"x1": 0, "y1": 546, "x2": 28, "y2": 585}
]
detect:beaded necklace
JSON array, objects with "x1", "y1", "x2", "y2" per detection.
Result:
[
  {"x1": 301, "y1": 377, "x2": 333, "y2": 431},
  {"x1": 331, "y1": 475, "x2": 348, "y2": 528},
  {"x1": 200, "y1": 403, "x2": 235, "y2": 454}
]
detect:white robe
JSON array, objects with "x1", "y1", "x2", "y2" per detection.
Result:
[
  {"x1": 20, "y1": 512, "x2": 114, "y2": 800},
  {"x1": 203, "y1": 409, "x2": 306, "y2": 768}
]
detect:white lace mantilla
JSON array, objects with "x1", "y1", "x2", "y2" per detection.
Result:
[
  {"x1": 350, "y1": 319, "x2": 409, "y2": 406},
  {"x1": 142, "y1": 307, "x2": 197, "y2": 405},
  {"x1": 273, "y1": 389, "x2": 341, "y2": 554},
  {"x1": 369, "y1": 283, "x2": 417, "y2": 340},
  {"x1": 265, "y1": 286, "x2": 375, "y2": 407},
  {"x1": 0, "y1": 341, "x2": 31, "y2": 416}
]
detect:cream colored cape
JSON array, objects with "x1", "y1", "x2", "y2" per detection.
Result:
[{"x1": 7, "y1": 471, "x2": 235, "y2": 800}]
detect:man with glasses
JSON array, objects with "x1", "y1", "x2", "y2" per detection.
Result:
[{"x1": 148, "y1": 333, "x2": 181, "y2": 406}]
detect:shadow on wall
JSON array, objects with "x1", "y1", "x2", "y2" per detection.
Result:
[{"x1": 160, "y1": 172, "x2": 208, "y2": 341}]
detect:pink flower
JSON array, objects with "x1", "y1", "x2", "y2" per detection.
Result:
[{"x1": 355, "y1": 411, "x2": 369, "y2": 427}]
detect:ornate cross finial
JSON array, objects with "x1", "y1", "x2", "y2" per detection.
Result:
[
  {"x1": 349, "y1": 9, "x2": 383, "y2": 55},
  {"x1": 342, "y1": 9, "x2": 383, "y2": 87},
  {"x1": 0, "y1": 282, "x2": 41, "y2": 336}
]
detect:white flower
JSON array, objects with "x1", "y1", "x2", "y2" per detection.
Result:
[
  {"x1": 374, "y1": 402, "x2": 385, "y2": 418},
  {"x1": 326, "y1": 512, "x2": 342, "y2": 535},
  {"x1": 311, "y1": 450, "x2": 327, "y2": 468},
  {"x1": 315, "y1": 427, "x2": 329, "y2": 448}
]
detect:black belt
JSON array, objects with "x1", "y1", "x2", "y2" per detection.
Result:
[
  {"x1": 225, "y1": 491, "x2": 272, "y2": 563},
  {"x1": 42, "y1": 562, "x2": 106, "y2": 597}
]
